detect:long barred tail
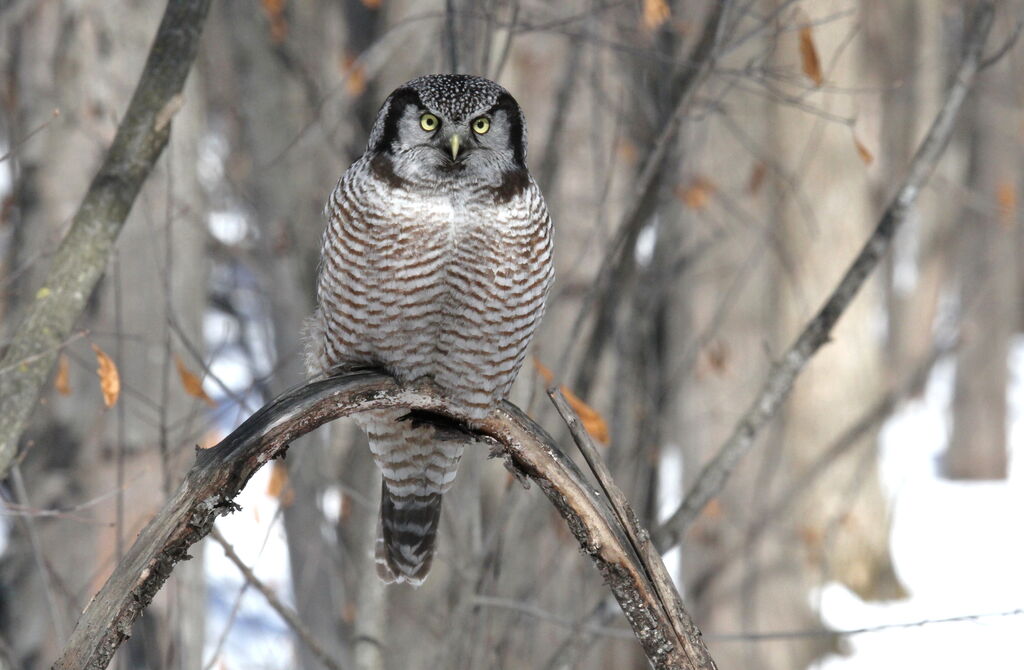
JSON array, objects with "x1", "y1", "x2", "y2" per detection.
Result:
[
  {"x1": 358, "y1": 409, "x2": 465, "y2": 587},
  {"x1": 374, "y1": 485, "x2": 442, "y2": 585}
]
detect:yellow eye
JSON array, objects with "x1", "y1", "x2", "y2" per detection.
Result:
[
  {"x1": 420, "y1": 113, "x2": 439, "y2": 132},
  {"x1": 472, "y1": 117, "x2": 490, "y2": 134}
]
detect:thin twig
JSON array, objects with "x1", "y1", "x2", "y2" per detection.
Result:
[
  {"x1": 10, "y1": 465, "x2": 66, "y2": 644},
  {"x1": 653, "y1": 1, "x2": 996, "y2": 552},
  {"x1": 548, "y1": 387, "x2": 713, "y2": 668},
  {"x1": 209, "y1": 528, "x2": 347, "y2": 670},
  {"x1": 570, "y1": 0, "x2": 734, "y2": 397},
  {"x1": 711, "y1": 608, "x2": 1024, "y2": 642}
]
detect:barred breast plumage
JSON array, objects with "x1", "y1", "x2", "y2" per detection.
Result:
[{"x1": 306, "y1": 74, "x2": 553, "y2": 585}]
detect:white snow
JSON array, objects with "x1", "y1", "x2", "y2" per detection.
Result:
[{"x1": 816, "y1": 338, "x2": 1024, "y2": 669}]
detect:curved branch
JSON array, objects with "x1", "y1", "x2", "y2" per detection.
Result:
[{"x1": 53, "y1": 371, "x2": 716, "y2": 670}]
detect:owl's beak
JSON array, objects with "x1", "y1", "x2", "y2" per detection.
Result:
[{"x1": 449, "y1": 134, "x2": 461, "y2": 160}]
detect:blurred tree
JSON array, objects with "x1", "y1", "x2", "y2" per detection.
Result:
[{"x1": 0, "y1": 2, "x2": 208, "y2": 668}]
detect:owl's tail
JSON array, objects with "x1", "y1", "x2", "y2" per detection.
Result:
[
  {"x1": 374, "y1": 484, "x2": 443, "y2": 585},
  {"x1": 359, "y1": 409, "x2": 465, "y2": 587}
]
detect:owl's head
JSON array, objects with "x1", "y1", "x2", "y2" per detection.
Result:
[{"x1": 366, "y1": 74, "x2": 527, "y2": 185}]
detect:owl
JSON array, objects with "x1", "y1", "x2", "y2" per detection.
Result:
[{"x1": 306, "y1": 75, "x2": 554, "y2": 585}]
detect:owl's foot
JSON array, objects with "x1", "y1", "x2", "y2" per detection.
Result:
[{"x1": 397, "y1": 409, "x2": 475, "y2": 441}]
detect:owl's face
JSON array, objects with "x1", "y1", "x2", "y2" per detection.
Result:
[{"x1": 365, "y1": 75, "x2": 527, "y2": 187}]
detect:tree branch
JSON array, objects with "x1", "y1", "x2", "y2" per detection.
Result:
[
  {"x1": 653, "y1": 1, "x2": 995, "y2": 552},
  {"x1": 208, "y1": 529, "x2": 347, "y2": 670},
  {"x1": 53, "y1": 371, "x2": 717, "y2": 670},
  {"x1": 0, "y1": 0, "x2": 213, "y2": 481}
]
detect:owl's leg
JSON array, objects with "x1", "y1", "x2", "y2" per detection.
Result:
[{"x1": 358, "y1": 409, "x2": 465, "y2": 586}]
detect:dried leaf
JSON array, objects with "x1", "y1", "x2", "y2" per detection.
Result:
[
  {"x1": 54, "y1": 353, "x2": 71, "y2": 396},
  {"x1": 92, "y1": 344, "x2": 120, "y2": 409},
  {"x1": 267, "y1": 462, "x2": 294, "y2": 507},
  {"x1": 853, "y1": 132, "x2": 874, "y2": 165},
  {"x1": 616, "y1": 139, "x2": 639, "y2": 165},
  {"x1": 704, "y1": 340, "x2": 730, "y2": 375},
  {"x1": 642, "y1": 0, "x2": 671, "y2": 31},
  {"x1": 360, "y1": 0, "x2": 382, "y2": 9},
  {"x1": 197, "y1": 429, "x2": 223, "y2": 450},
  {"x1": 341, "y1": 54, "x2": 366, "y2": 97},
  {"x1": 533, "y1": 358, "x2": 609, "y2": 444},
  {"x1": 798, "y1": 23, "x2": 823, "y2": 86},
  {"x1": 261, "y1": 0, "x2": 288, "y2": 44},
  {"x1": 748, "y1": 161, "x2": 767, "y2": 195},
  {"x1": 676, "y1": 175, "x2": 717, "y2": 210},
  {"x1": 997, "y1": 180, "x2": 1017, "y2": 227},
  {"x1": 175, "y1": 354, "x2": 216, "y2": 407},
  {"x1": 701, "y1": 498, "x2": 723, "y2": 520},
  {"x1": 561, "y1": 385, "x2": 610, "y2": 444},
  {"x1": 534, "y1": 357, "x2": 555, "y2": 386}
]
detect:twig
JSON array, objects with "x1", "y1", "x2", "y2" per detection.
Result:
[
  {"x1": 653, "y1": 1, "x2": 996, "y2": 552},
  {"x1": 209, "y1": 528, "x2": 347, "y2": 670},
  {"x1": 548, "y1": 388, "x2": 715, "y2": 669},
  {"x1": 0, "y1": 0, "x2": 212, "y2": 482},
  {"x1": 53, "y1": 371, "x2": 719, "y2": 670},
  {"x1": 10, "y1": 465, "x2": 66, "y2": 644},
  {"x1": 570, "y1": 0, "x2": 733, "y2": 397},
  {"x1": 711, "y1": 608, "x2": 1024, "y2": 642},
  {"x1": 689, "y1": 344, "x2": 951, "y2": 601}
]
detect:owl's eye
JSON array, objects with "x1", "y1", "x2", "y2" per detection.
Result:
[
  {"x1": 471, "y1": 117, "x2": 491, "y2": 135},
  {"x1": 420, "y1": 113, "x2": 440, "y2": 132}
]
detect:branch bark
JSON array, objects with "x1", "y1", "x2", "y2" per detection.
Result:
[
  {"x1": 53, "y1": 371, "x2": 717, "y2": 670},
  {"x1": 0, "y1": 0, "x2": 212, "y2": 481},
  {"x1": 653, "y1": 1, "x2": 995, "y2": 552}
]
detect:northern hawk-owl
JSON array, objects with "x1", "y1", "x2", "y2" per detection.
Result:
[{"x1": 306, "y1": 74, "x2": 554, "y2": 585}]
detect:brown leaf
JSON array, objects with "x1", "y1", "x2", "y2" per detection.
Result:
[
  {"x1": 997, "y1": 180, "x2": 1017, "y2": 228},
  {"x1": 616, "y1": 139, "x2": 639, "y2": 165},
  {"x1": 175, "y1": 354, "x2": 216, "y2": 407},
  {"x1": 92, "y1": 344, "x2": 120, "y2": 409},
  {"x1": 561, "y1": 385, "x2": 610, "y2": 445},
  {"x1": 704, "y1": 340, "x2": 730, "y2": 375},
  {"x1": 533, "y1": 357, "x2": 555, "y2": 386},
  {"x1": 642, "y1": 0, "x2": 670, "y2": 31},
  {"x1": 533, "y1": 358, "x2": 609, "y2": 444},
  {"x1": 748, "y1": 161, "x2": 767, "y2": 195},
  {"x1": 798, "y1": 23, "x2": 823, "y2": 86},
  {"x1": 853, "y1": 132, "x2": 874, "y2": 165},
  {"x1": 261, "y1": 0, "x2": 288, "y2": 44},
  {"x1": 341, "y1": 54, "x2": 366, "y2": 97},
  {"x1": 54, "y1": 353, "x2": 71, "y2": 396},
  {"x1": 701, "y1": 498, "x2": 723, "y2": 520},
  {"x1": 676, "y1": 175, "x2": 717, "y2": 210},
  {"x1": 267, "y1": 462, "x2": 294, "y2": 507}
]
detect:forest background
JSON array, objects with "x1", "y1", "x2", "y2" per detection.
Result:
[{"x1": 1, "y1": 1, "x2": 1022, "y2": 669}]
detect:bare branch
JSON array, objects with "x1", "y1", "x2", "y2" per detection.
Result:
[
  {"x1": 570, "y1": 0, "x2": 734, "y2": 397},
  {"x1": 0, "y1": 0, "x2": 213, "y2": 481},
  {"x1": 54, "y1": 371, "x2": 718, "y2": 670},
  {"x1": 653, "y1": 1, "x2": 996, "y2": 552},
  {"x1": 209, "y1": 529, "x2": 347, "y2": 670},
  {"x1": 548, "y1": 388, "x2": 714, "y2": 669}
]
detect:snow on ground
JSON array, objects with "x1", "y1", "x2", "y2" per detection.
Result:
[
  {"x1": 203, "y1": 462, "x2": 295, "y2": 670},
  {"x1": 817, "y1": 340, "x2": 1024, "y2": 669}
]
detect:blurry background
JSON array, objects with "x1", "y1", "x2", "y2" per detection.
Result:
[{"x1": 1, "y1": 1, "x2": 1023, "y2": 668}]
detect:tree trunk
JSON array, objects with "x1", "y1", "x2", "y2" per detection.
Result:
[{"x1": 0, "y1": 3, "x2": 207, "y2": 667}]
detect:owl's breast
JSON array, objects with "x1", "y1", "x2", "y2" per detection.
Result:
[{"x1": 317, "y1": 166, "x2": 551, "y2": 415}]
